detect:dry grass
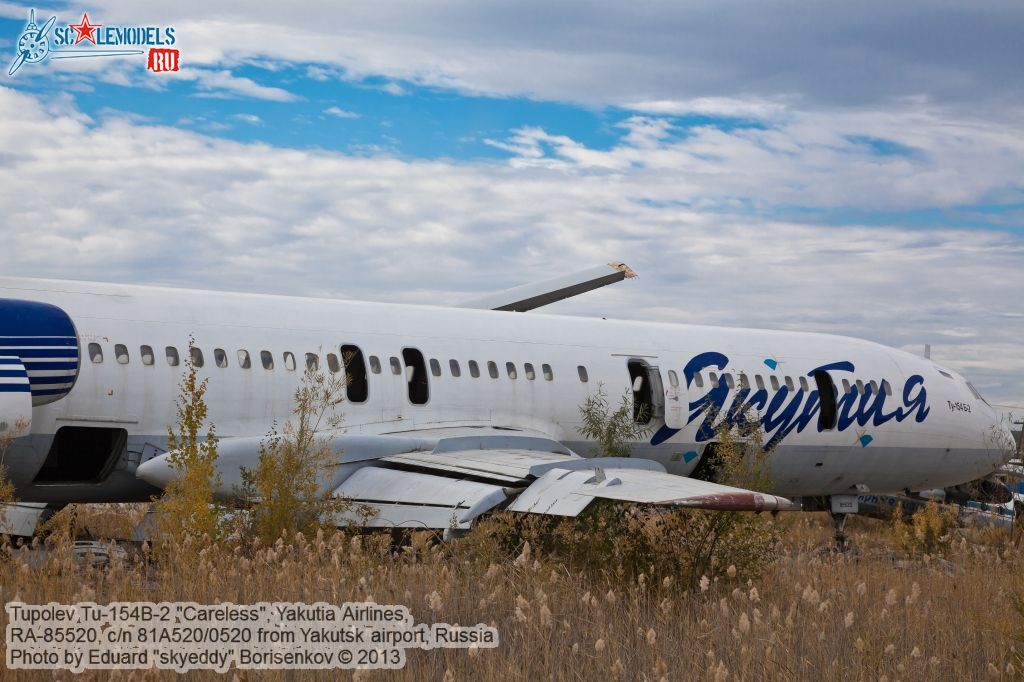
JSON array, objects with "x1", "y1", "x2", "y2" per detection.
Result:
[{"x1": 2, "y1": 509, "x2": 1023, "y2": 681}]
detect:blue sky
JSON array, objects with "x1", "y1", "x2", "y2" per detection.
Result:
[
  {"x1": 0, "y1": 1, "x2": 1022, "y2": 410},
  {"x1": 1, "y1": 52, "x2": 618, "y2": 159}
]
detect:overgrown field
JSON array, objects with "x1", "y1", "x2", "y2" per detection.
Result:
[{"x1": 2, "y1": 508, "x2": 1023, "y2": 681}]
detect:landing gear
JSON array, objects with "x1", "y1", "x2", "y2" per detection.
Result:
[
  {"x1": 829, "y1": 511, "x2": 849, "y2": 552},
  {"x1": 828, "y1": 495, "x2": 859, "y2": 553}
]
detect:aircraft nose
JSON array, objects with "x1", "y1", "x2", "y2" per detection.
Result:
[{"x1": 136, "y1": 453, "x2": 175, "y2": 490}]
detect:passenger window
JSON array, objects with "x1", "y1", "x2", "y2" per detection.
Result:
[
  {"x1": 882, "y1": 380, "x2": 892, "y2": 396},
  {"x1": 326, "y1": 353, "x2": 340, "y2": 373},
  {"x1": 283, "y1": 352, "x2": 296, "y2": 371},
  {"x1": 260, "y1": 351, "x2": 274, "y2": 370},
  {"x1": 165, "y1": 347, "x2": 179, "y2": 367},
  {"x1": 785, "y1": 376, "x2": 795, "y2": 391},
  {"x1": 525, "y1": 363, "x2": 536, "y2": 380},
  {"x1": 214, "y1": 348, "x2": 228, "y2": 368},
  {"x1": 842, "y1": 379, "x2": 852, "y2": 394},
  {"x1": 341, "y1": 345, "x2": 368, "y2": 403},
  {"x1": 140, "y1": 345, "x2": 154, "y2": 366},
  {"x1": 469, "y1": 360, "x2": 480, "y2": 378},
  {"x1": 739, "y1": 373, "x2": 749, "y2": 390},
  {"x1": 506, "y1": 362, "x2": 518, "y2": 379},
  {"x1": 724, "y1": 373, "x2": 735, "y2": 389},
  {"x1": 487, "y1": 361, "x2": 499, "y2": 379},
  {"x1": 542, "y1": 364, "x2": 553, "y2": 381},
  {"x1": 88, "y1": 343, "x2": 103, "y2": 364},
  {"x1": 238, "y1": 350, "x2": 252, "y2": 369},
  {"x1": 709, "y1": 372, "x2": 718, "y2": 385},
  {"x1": 190, "y1": 347, "x2": 204, "y2": 368},
  {"x1": 799, "y1": 376, "x2": 809, "y2": 392},
  {"x1": 429, "y1": 359, "x2": 442, "y2": 377},
  {"x1": 755, "y1": 375, "x2": 765, "y2": 390},
  {"x1": 694, "y1": 372, "x2": 705, "y2": 388},
  {"x1": 369, "y1": 356, "x2": 381, "y2": 374},
  {"x1": 855, "y1": 379, "x2": 865, "y2": 394},
  {"x1": 449, "y1": 359, "x2": 461, "y2": 377},
  {"x1": 813, "y1": 371, "x2": 838, "y2": 430},
  {"x1": 577, "y1": 365, "x2": 588, "y2": 383},
  {"x1": 668, "y1": 370, "x2": 679, "y2": 388},
  {"x1": 390, "y1": 357, "x2": 402, "y2": 375},
  {"x1": 114, "y1": 344, "x2": 129, "y2": 365},
  {"x1": 869, "y1": 380, "x2": 879, "y2": 395},
  {"x1": 770, "y1": 375, "x2": 780, "y2": 391},
  {"x1": 402, "y1": 348, "x2": 429, "y2": 405},
  {"x1": 305, "y1": 353, "x2": 319, "y2": 371}
]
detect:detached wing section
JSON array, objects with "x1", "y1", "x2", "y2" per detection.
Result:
[
  {"x1": 458, "y1": 262, "x2": 636, "y2": 312},
  {"x1": 136, "y1": 429, "x2": 795, "y2": 532}
]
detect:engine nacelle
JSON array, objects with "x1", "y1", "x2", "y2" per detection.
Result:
[{"x1": 0, "y1": 298, "x2": 80, "y2": 408}]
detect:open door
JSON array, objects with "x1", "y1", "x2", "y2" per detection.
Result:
[{"x1": 626, "y1": 359, "x2": 664, "y2": 425}]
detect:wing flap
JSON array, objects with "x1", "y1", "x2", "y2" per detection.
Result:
[
  {"x1": 382, "y1": 449, "x2": 581, "y2": 483},
  {"x1": 572, "y1": 469, "x2": 797, "y2": 512},
  {"x1": 507, "y1": 468, "x2": 598, "y2": 516},
  {"x1": 381, "y1": 449, "x2": 666, "y2": 485},
  {"x1": 332, "y1": 467, "x2": 508, "y2": 529}
]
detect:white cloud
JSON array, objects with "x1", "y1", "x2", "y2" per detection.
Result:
[
  {"x1": 323, "y1": 106, "x2": 359, "y2": 119},
  {"x1": 233, "y1": 113, "x2": 262, "y2": 125},
  {"x1": 486, "y1": 109, "x2": 1024, "y2": 211},
  {"x1": 28, "y1": 0, "x2": 1024, "y2": 114},
  {"x1": 1, "y1": 85, "x2": 1021, "y2": 406},
  {"x1": 21, "y1": 60, "x2": 302, "y2": 102},
  {"x1": 0, "y1": 2, "x2": 33, "y2": 20},
  {"x1": 625, "y1": 97, "x2": 789, "y2": 119},
  {"x1": 377, "y1": 82, "x2": 407, "y2": 96},
  {"x1": 181, "y1": 68, "x2": 300, "y2": 102},
  {"x1": 305, "y1": 65, "x2": 340, "y2": 82}
]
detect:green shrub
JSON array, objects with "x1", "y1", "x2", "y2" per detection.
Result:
[
  {"x1": 237, "y1": 365, "x2": 354, "y2": 546},
  {"x1": 461, "y1": 395, "x2": 780, "y2": 589}
]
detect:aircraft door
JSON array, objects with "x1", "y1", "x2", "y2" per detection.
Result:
[
  {"x1": 626, "y1": 360, "x2": 664, "y2": 425},
  {"x1": 664, "y1": 367, "x2": 685, "y2": 429}
]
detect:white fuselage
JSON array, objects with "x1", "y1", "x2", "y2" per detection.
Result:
[{"x1": 0, "y1": 277, "x2": 1013, "y2": 504}]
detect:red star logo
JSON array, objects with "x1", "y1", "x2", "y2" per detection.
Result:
[{"x1": 68, "y1": 12, "x2": 102, "y2": 45}]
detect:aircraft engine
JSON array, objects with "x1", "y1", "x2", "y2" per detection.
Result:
[
  {"x1": 0, "y1": 356, "x2": 33, "y2": 437},
  {"x1": 0, "y1": 299, "x2": 80, "y2": 431}
]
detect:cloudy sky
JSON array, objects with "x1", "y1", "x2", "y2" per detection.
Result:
[{"x1": 1, "y1": 1, "x2": 1022, "y2": 413}]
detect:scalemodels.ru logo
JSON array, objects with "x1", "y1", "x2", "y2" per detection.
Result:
[{"x1": 8, "y1": 8, "x2": 180, "y2": 77}]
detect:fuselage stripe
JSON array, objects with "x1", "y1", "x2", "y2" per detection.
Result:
[
  {"x1": 25, "y1": 369, "x2": 77, "y2": 378},
  {"x1": 28, "y1": 375, "x2": 77, "y2": 385},
  {"x1": 21, "y1": 360, "x2": 79, "y2": 368},
  {"x1": 29, "y1": 387, "x2": 73, "y2": 396},
  {"x1": 0, "y1": 384, "x2": 31, "y2": 392},
  {"x1": 0, "y1": 337, "x2": 76, "y2": 344},
  {"x1": 7, "y1": 348, "x2": 78, "y2": 358}
]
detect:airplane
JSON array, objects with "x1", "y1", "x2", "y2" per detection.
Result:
[{"x1": 0, "y1": 267, "x2": 1016, "y2": 540}]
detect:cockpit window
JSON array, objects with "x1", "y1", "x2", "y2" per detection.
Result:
[{"x1": 967, "y1": 381, "x2": 990, "y2": 406}]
